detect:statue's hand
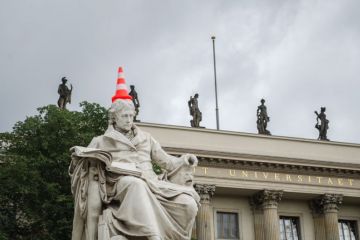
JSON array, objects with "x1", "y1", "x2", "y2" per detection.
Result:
[{"x1": 182, "y1": 154, "x2": 198, "y2": 166}]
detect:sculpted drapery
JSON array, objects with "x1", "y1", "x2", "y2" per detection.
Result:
[{"x1": 69, "y1": 99, "x2": 200, "y2": 240}]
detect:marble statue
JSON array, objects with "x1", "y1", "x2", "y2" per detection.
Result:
[
  {"x1": 57, "y1": 77, "x2": 72, "y2": 109},
  {"x1": 129, "y1": 85, "x2": 140, "y2": 122},
  {"x1": 188, "y1": 93, "x2": 202, "y2": 128},
  {"x1": 256, "y1": 99, "x2": 271, "y2": 135},
  {"x1": 315, "y1": 107, "x2": 329, "y2": 141},
  {"x1": 69, "y1": 99, "x2": 200, "y2": 240}
]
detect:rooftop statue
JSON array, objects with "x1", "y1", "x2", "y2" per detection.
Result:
[
  {"x1": 315, "y1": 107, "x2": 329, "y2": 141},
  {"x1": 129, "y1": 85, "x2": 140, "y2": 122},
  {"x1": 57, "y1": 77, "x2": 72, "y2": 109},
  {"x1": 69, "y1": 67, "x2": 199, "y2": 240},
  {"x1": 256, "y1": 99, "x2": 271, "y2": 135},
  {"x1": 188, "y1": 93, "x2": 202, "y2": 128}
]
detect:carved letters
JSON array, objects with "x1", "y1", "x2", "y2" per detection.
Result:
[{"x1": 194, "y1": 166, "x2": 356, "y2": 188}]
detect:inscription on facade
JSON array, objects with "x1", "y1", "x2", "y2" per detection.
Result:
[{"x1": 194, "y1": 167, "x2": 357, "y2": 188}]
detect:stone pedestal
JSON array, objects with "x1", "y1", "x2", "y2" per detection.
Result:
[
  {"x1": 311, "y1": 194, "x2": 343, "y2": 240},
  {"x1": 194, "y1": 184, "x2": 216, "y2": 240},
  {"x1": 251, "y1": 190, "x2": 283, "y2": 240}
]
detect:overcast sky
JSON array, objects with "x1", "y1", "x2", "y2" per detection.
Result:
[{"x1": 1, "y1": 0, "x2": 359, "y2": 143}]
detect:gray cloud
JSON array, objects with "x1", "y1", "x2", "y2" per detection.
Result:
[{"x1": 0, "y1": 0, "x2": 359, "y2": 143}]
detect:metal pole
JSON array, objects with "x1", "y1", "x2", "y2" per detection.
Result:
[{"x1": 211, "y1": 36, "x2": 220, "y2": 130}]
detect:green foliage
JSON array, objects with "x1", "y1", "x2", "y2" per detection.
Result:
[
  {"x1": 0, "y1": 102, "x2": 108, "y2": 240},
  {"x1": 152, "y1": 162, "x2": 163, "y2": 175}
]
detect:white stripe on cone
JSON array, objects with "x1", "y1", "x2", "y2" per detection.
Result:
[{"x1": 116, "y1": 83, "x2": 128, "y2": 90}]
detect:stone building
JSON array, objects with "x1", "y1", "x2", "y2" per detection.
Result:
[{"x1": 138, "y1": 122, "x2": 360, "y2": 240}]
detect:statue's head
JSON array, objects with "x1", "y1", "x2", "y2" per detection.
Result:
[
  {"x1": 130, "y1": 85, "x2": 135, "y2": 90},
  {"x1": 261, "y1": 98, "x2": 265, "y2": 104},
  {"x1": 194, "y1": 93, "x2": 199, "y2": 98},
  {"x1": 109, "y1": 99, "x2": 135, "y2": 132},
  {"x1": 321, "y1": 107, "x2": 326, "y2": 112},
  {"x1": 62, "y1": 77, "x2": 67, "y2": 84}
]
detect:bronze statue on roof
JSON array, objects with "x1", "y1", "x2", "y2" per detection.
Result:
[
  {"x1": 57, "y1": 77, "x2": 72, "y2": 109},
  {"x1": 315, "y1": 107, "x2": 329, "y2": 141},
  {"x1": 188, "y1": 93, "x2": 202, "y2": 128},
  {"x1": 257, "y1": 99, "x2": 271, "y2": 135}
]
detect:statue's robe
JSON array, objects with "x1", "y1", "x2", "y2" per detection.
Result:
[{"x1": 69, "y1": 125, "x2": 200, "y2": 240}]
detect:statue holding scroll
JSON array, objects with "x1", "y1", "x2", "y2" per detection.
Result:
[{"x1": 69, "y1": 67, "x2": 199, "y2": 240}]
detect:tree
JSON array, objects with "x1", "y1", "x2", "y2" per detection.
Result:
[{"x1": 0, "y1": 102, "x2": 108, "y2": 240}]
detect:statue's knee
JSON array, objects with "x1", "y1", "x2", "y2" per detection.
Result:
[
  {"x1": 185, "y1": 198, "x2": 198, "y2": 218},
  {"x1": 120, "y1": 176, "x2": 147, "y2": 188},
  {"x1": 176, "y1": 194, "x2": 198, "y2": 218}
]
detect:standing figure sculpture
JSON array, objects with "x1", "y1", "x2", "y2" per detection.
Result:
[
  {"x1": 256, "y1": 99, "x2": 271, "y2": 135},
  {"x1": 129, "y1": 85, "x2": 140, "y2": 121},
  {"x1": 188, "y1": 93, "x2": 202, "y2": 128},
  {"x1": 69, "y1": 67, "x2": 199, "y2": 240},
  {"x1": 57, "y1": 77, "x2": 73, "y2": 109},
  {"x1": 315, "y1": 107, "x2": 329, "y2": 141}
]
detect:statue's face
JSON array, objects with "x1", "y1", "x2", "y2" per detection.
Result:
[{"x1": 114, "y1": 108, "x2": 134, "y2": 132}]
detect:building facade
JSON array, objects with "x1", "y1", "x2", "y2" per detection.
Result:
[{"x1": 139, "y1": 122, "x2": 360, "y2": 240}]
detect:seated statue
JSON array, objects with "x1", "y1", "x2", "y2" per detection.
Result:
[{"x1": 69, "y1": 90, "x2": 199, "y2": 240}]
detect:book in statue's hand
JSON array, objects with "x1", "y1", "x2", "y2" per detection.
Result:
[
  {"x1": 107, "y1": 162, "x2": 142, "y2": 177},
  {"x1": 71, "y1": 146, "x2": 142, "y2": 177}
]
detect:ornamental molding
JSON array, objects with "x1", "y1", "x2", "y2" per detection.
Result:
[
  {"x1": 251, "y1": 189, "x2": 283, "y2": 209},
  {"x1": 194, "y1": 184, "x2": 216, "y2": 204},
  {"x1": 165, "y1": 147, "x2": 360, "y2": 178},
  {"x1": 310, "y1": 194, "x2": 343, "y2": 213}
]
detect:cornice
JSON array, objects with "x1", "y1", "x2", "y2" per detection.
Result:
[
  {"x1": 165, "y1": 147, "x2": 360, "y2": 178},
  {"x1": 138, "y1": 122, "x2": 360, "y2": 147}
]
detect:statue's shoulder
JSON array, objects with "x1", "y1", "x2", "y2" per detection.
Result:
[
  {"x1": 88, "y1": 134, "x2": 106, "y2": 148},
  {"x1": 135, "y1": 126, "x2": 152, "y2": 139}
]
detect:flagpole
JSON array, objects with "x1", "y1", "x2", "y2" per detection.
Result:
[{"x1": 211, "y1": 36, "x2": 220, "y2": 130}]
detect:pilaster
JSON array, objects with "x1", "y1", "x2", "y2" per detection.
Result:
[
  {"x1": 309, "y1": 200, "x2": 326, "y2": 240},
  {"x1": 249, "y1": 198, "x2": 264, "y2": 240},
  {"x1": 322, "y1": 194, "x2": 343, "y2": 240},
  {"x1": 251, "y1": 190, "x2": 283, "y2": 240},
  {"x1": 194, "y1": 184, "x2": 216, "y2": 240},
  {"x1": 311, "y1": 194, "x2": 343, "y2": 240}
]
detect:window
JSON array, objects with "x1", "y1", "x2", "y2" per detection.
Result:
[
  {"x1": 216, "y1": 212, "x2": 239, "y2": 239},
  {"x1": 339, "y1": 220, "x2": 359, "y2": 240},
  {"x1": 279, "y1": 216, "x2": 301, "y2": 240}
]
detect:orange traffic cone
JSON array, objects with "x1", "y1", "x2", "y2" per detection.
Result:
[{"x1": 112, "y1": 67, "x2": 132, "y2": 102}]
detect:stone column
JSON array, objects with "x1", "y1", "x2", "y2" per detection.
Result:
[
  {"x1": 321, "y1": 194, "x2": 343, "y2": 240},
  {"x1": 194, "y1": 184, "x2": 216, "y2": 240},
  {"x1": 309, "y1": 200, "x2": 326, "y2": 240},
  {"x1": 249, "y1": 198, "x2": 264, "y2": 240},
  {"x1": 252, "y1": 190, "x2": 283, "y2": 240}
]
